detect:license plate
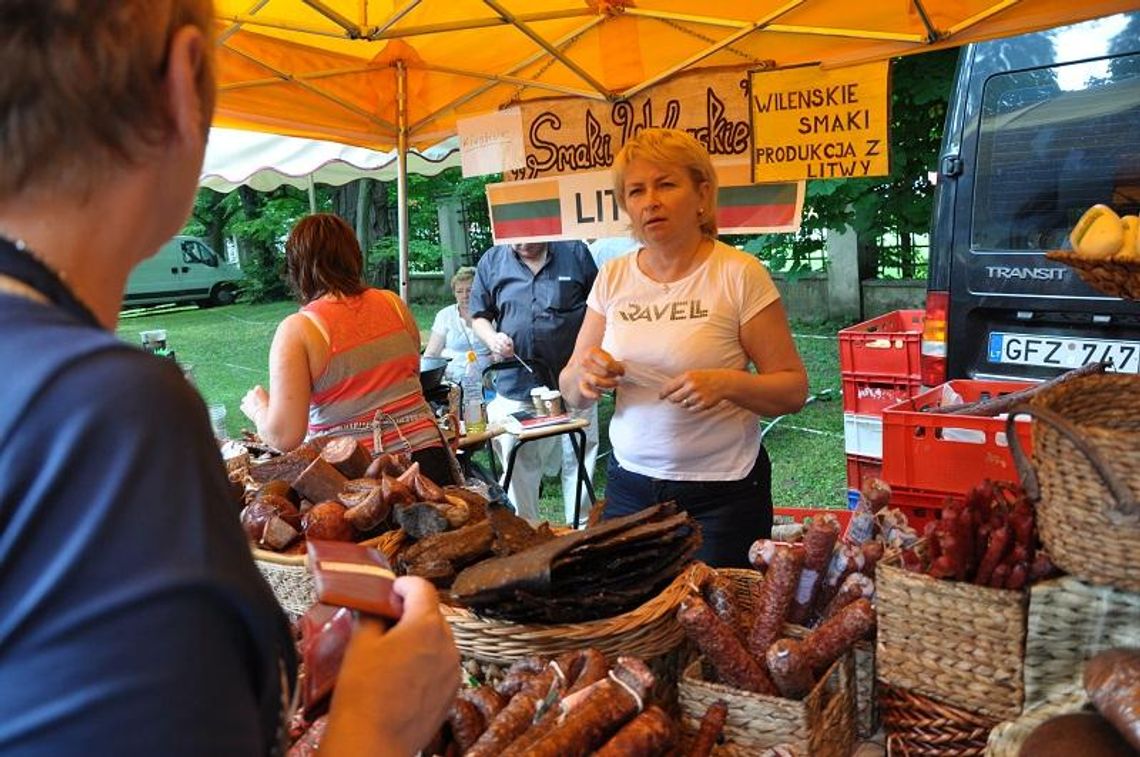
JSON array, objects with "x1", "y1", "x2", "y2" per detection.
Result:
[{"x1": 987, "y1": 332, "x2": 1140, "y2": 373}]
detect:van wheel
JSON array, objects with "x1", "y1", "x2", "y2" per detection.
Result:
[{"x1": 206, "y1": 283, "x2": 238, "y2": 307}]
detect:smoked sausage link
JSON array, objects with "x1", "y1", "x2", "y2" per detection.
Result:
[{"x1": 679, "y1": 597, "x2": 776, "y2": 694}]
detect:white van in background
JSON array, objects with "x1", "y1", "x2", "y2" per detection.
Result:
[{"x1": 123, "y1": 236, "x2": 242, "y2": 309}]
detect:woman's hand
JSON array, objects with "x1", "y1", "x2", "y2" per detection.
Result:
[
  {"x1": 319, "y1": 577, "x2": 460, "y2": 757},
  {"x1": 240, "y1": 385, "x2": 269, "y2": 423},
  {"x1": 576, "y1": 346, "x2": 625, "y2": 401},
  {"x1": 660, "y1": 369, "x2": 732, "y2": 412}
]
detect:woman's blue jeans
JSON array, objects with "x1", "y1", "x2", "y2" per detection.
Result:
[{"x1": 602, "y1": 447, "x2": 773, "y2": 568}]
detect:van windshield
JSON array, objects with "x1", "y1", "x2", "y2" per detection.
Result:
[{"x1": 971, "y1": 54, "x2": 1140, "y2": 252}]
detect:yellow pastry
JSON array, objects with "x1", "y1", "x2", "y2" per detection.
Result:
[
  {"x1": 1070, "y1": 204, "x2": 1124, "y2": 260},
  {"x1": 1114, "y1": 215, "x2": 1140, "y2": 262}
]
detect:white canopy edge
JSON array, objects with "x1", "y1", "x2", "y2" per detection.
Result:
[{"x1": 199, "y1": 127, "x2": 460, "y2": 192}]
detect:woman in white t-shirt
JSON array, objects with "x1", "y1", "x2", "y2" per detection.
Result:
[
  {"x1": 424, "y1": 266, "x2": 492, "y2": 382},
  {"x1": 560, "y1": 128, "x2": 809, "y2": 567}
]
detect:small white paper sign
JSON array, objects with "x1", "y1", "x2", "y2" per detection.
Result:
[
  {"x1": 458, "y1": 107, "x2": 525, "y2": 177},
  {"x1": 558, "y1": 170, "x2": 630, "y2": 239}
]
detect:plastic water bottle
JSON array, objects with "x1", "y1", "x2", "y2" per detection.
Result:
[{"x1": 461, "y1": 351, "x2": 487, "y2": 434}]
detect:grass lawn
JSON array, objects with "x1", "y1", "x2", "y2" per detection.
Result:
[{"x1": 117, "y1": 300, "x2": 850, "y2": 521}]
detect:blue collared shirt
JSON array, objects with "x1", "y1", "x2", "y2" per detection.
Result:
[{"x1": 470, "y1": 241, "x2": 598, "y2": 400}]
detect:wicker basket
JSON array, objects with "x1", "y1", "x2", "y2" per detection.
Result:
[
  {"x1": 1023, "y1": 575, "x2": 1140, "y2": 709},
  {"x1": 253, "y1": 529, "x2": 406, "y2": 620},
  {"x1": 1045, "y1": 250, "x2": 1140, "y2": 301},
  {"x1": 443, "y1": 561, "x2": 711, "y2": 665},
  {"x1": 881, "y1": 683, "x2": 999, "y2": 757},
  {"x1": 876, "y1": 547, "x2": 1028, "y2": 721},
  {"x1": 1006, "y1": 373, "x2": 1140, "y2": 592},
  {"x1": 984, "y1": 689, "x2": 1088, "y2": 757},
  {"x1": 717, "y1": 567, "x2": 879, "y2": 739},
  {"x1": 678, "y1": 653, "x2": 855, "y2": 756}
]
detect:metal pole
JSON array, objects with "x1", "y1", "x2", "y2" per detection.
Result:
[
  {"x1": 307, "y1": 174, "x2": 317, "y2": 214},
  {"x1": 396, "y1": 60, "x2": 409, "y2": 301}
]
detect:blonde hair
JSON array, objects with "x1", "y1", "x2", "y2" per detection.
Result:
[
  {"x1": 0, "y1": 0, "x2": 216, "y2": 201},
  {"x1": 612, "y1": 128, "x2": 719, "y2": 239},
  {"x1": 451, "y1": 266, "x2": 477, "y2": 288}
]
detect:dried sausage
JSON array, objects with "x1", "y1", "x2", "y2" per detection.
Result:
[
  {"x1": 802, "y1": 598, "x2": 875, "y2": 676},
  {"x1": 747, "y1": 547, "x2": 803, "y2": 662},
  {"x1": 686, "y1": 700, "x2": 728, "y2": 757},
  {"x1": 788, "y1": 517, "x2": 839, "y2": 625},
  {"x1": 766, "y1": 638, "x2": 816, "y2": 699},
  {"x1": 446, "y1": 697, "x2": 485, "y2": 752},
  {"x1": 593, "y1": 705, "x2": 677, "y2": 757},
  {"x1": 702, "y1": 572, "x2": 748, "y2": 643},
  {"x1": 679, "y1": 597, "x2": 776, "y2": 694}
]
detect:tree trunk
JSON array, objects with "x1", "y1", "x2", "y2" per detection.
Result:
[
  {"x1": 855, "y1": 233, "x2": 879, "y2": 282},
  {"x1": 900, "y1": 233, "x2": 915, "y2": 279}
]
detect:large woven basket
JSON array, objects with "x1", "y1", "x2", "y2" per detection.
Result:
[
  {"x1": 880, "y1": 683, "x2": 1000, "y2": 757},
  {"x1": 717, "y1": 567, "x2": 879, "y2": 739},
  {"x1": 253, "y1": 529, "x2": 406, "y2": 620},
  {"x1": 876, "y1": 546, "x2": 1028, "y2": 721},
  {"x1": 1022, "y1": 575, "x2": 1140, "y2": 709},
  {"x1": 442, "y1": 561, "x2": 711, "y2": 665},
  {"x1": 678, "y1": 653, "x2": 855, "y2": 756},
  {"x1": 1045, "y1": 250, "x2": 1140, "y2": 301},
  {"x1": 1006, "y1": 373, "x2": 1140, "y2": 592}
]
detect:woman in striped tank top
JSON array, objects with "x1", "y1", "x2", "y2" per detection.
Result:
[{"x1": 241, "y1": 213, "x2": 456, "y2": 484}]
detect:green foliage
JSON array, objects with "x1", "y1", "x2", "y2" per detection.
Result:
[
  {"x1": 396, "y1": 169, "x2": 498, "y2": 259},
  {"x1": 367, "y1": 236, "x2": 452, "y2": 278}
]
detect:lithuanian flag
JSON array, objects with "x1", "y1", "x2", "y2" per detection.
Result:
[
  {"x1": 715, "y1": 160, "x2": 802, "y2": 231},
  {"x1": 486, "y1": 179, "x2": 562, "y2": 239}
]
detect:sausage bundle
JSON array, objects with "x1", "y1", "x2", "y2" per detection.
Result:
[
  {"x1": 899, "y1": 480, "x2": 1060, "y2": 589},
  {"x1": 423, "y1": 652, "x2": 680, "y2": 757}
]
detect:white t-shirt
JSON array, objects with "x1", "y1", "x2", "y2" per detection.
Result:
[
  {"x1": 587, "y1": 241, "x2": 780, "y2": 480},
  {"x1": 430, "y1": 304, "x2": 492, "y2": 381}
]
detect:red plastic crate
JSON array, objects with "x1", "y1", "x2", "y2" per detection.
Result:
[
  {"x1": 773, "y1": 507, "x2": 853, "y2": 534},
  {"x1": 881, "y1": 379, "x2": 1035, "y2": 497},
  {"x1": 846, "y1": 453, "x2": 883, "y2": 492},
  {"x1": 888, "y1": 484, "x2": 961, "y2": 533},
  {"x1": 838, "y1": 309, "x2": 925, "y2": 379},
  {"x1": 841, "y1": 373, "x2": 924, "y2": 415}
]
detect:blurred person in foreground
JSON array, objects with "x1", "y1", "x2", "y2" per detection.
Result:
[
  {"x1": 423, "y1": 266, "x2": 492, "y2": 383},
  {"x1": 560, "y1": 128, "x2": 808, "y2": 567},
  {"x1": 470, "y1": 241, "x2": 599, "y2": 524},
  {"x1": 0, "y1": 2, "x2": 457, "y2": 754},
  {"x1": 241, "y1": 212, "x2": 458, "y2": 485}
]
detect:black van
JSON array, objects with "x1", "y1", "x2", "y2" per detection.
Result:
[{"x1": 920, "y1": 12, "x2": 1140, "y2": 385}]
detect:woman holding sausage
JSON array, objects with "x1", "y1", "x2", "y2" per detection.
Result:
[
  {"x1": 560, "y1": 128, "x2": 808, "y2": 567},
  {"x1": 0, "y1": 2, "x2": 457, "y2": 753}
]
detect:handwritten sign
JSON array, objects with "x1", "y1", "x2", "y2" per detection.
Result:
[
  {"x1": 503, "y1": 69, "x2": 753, "y2": 181},
  {"x1": 486, "y1": 159, "x2": 804, "y2": 245},
  {"x1": 457, "y1": 107, "x2": 525, "y2": 177},
  {"x1": 750, "y1": 62, "x2": 890, "y2": 183}
]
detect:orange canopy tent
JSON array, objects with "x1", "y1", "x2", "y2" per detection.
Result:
[{"x1": 212, "y1": 0, "x2": 1137, "y2": 295}]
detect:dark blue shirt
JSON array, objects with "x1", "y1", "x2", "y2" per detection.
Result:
[
  {"x1": 0, "y1": 293, "x2": 294, "y2": 756},
  {"x1": 470, "y1": 242, "x2": 598, "y2": 400}
]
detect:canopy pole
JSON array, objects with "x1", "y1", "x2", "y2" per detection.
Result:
[
  {"x1": 307, "y1": 174, "x2": 317, "y2": 214},
  {"x1": 396, "y1": 59, "x2": 409, "y2": 302}
]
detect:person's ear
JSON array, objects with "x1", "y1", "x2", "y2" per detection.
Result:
[{"x1": 163, "y1": 25, "x2": 210, "y2": 145}]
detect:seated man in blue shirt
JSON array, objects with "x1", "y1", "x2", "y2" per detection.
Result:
[{"x1": 470, "y1": 241, "x2": 599, "y2": 524}]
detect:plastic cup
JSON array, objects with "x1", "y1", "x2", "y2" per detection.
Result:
[{"x1": 208, "y1": 403, "x2": 228, "y2": 439}]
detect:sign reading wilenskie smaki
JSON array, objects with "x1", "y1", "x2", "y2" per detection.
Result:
[{"x1": 750, "y1": 62, "x2": 890, "y2": 183}]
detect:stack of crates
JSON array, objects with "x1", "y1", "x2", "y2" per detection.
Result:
[{"x1": 837, "y1": 310, "x2": 925, "y2": 496}]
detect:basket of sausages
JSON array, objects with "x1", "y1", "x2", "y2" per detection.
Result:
[
  {"x1": 675, "y1": 549, "x2": 874, "y2": 756},
  {"x1": 877, "y1": 480, "x2": 1062, "y2": 722},
  {"x1": 241, "y1": 438, "x2": 484, "y2": 619}
]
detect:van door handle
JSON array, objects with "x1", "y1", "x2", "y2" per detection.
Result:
[{"x1": 940, "y1": 155, "x2": 963, "y2": 177}]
